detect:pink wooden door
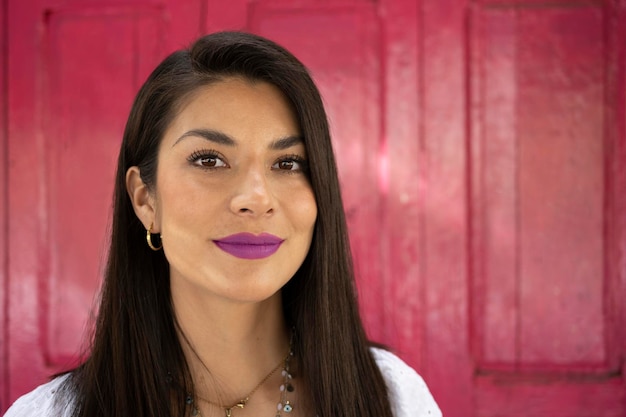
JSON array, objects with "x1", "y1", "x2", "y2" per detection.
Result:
[
  {"x1": 2, "y1": 0, "x2": 206, "y2": 408},
  {"x1": 419, "y1": 1, "x2": 626, "y2": 415},
  {"x1": 2, "y1": 0, "x2": 625, "y2": 416}
]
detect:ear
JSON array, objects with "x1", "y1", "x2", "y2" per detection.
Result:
[{"x1": 126, "y1": 166, "x2": 158, "y2": 232}]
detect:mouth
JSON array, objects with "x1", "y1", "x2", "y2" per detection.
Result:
[{"x1": 213, "y1": 233, "x2": 284, "y2": 260}]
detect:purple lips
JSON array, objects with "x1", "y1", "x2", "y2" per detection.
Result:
[{"x1": 213, "y1": 233, "x2": 284, "y2": 260}]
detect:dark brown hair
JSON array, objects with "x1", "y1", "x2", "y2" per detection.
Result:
[{"x1": 65, "y1": 31, "x2": 393, "y2": 417}]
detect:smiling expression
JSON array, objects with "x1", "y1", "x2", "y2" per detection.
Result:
[{"x1": 151, "y1": 77, "x2": 317, "y2": 304}]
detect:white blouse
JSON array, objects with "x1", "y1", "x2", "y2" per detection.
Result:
[{"x1": 3, "y1": 348, "x2": 442, "y2": 417}]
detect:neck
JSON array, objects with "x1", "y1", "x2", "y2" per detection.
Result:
[{"x1": 172, "y1": 287, "x2": 290, "y2": 404}]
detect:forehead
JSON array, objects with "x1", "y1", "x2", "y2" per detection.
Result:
[{"x1": 163, "y1": 77, "x2": 300, "y2": 144}]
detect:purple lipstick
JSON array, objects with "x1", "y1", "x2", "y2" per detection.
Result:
[{"x1": 213, "y1": 233, "x2": 284, "y2": 260}]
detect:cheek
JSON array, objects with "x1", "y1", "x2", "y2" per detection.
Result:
[
  {"x1": 155, "y1": 173, "x2": 220, "y2": 223},
  {"x1": 294, "y1": 188, "x2": 318, "y2": 232}
]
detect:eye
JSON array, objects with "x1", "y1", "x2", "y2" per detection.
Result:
[
  {"x1": 188, "y1": 150, "x2": 228, "y2": 169},
  {"x1": 272, "y1": 155, "x2": 308, "y2": 173}
]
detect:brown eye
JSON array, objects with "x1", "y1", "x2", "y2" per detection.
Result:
[
  {"x1": 197, "y1": 156, "x2": 222, "y2": 167},
  {"x1": 278, "y1": 160, "x2": 295, "y2": 170},
  {"x1": 188, "y1": 150, "x2": 228, "y2": 169},
  {"x1": 272, "y1": 157, "x2": 305, "y2": 172}
]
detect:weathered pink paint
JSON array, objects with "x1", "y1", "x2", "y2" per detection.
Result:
[
  {"x1": 4, "y1": 0, "x2": 204, "y2": 407},
  {"x1": 0, "y1": 0, "x2": 7, "y2": 410}
]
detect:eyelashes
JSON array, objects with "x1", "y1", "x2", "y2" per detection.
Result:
[
  {"x1": 187, "y1": 149, "x2": 309, "y2": 174},
  {"x1": 272, "y1": 154, "x2": 309, "y2": 174},
  {"x1": 187, "y1": 149, "x2": 228, "y2": 169}
]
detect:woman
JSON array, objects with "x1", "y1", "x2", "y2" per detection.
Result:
[{"x1": 4, "y1": 31, "x2": 440, "y2": 417}]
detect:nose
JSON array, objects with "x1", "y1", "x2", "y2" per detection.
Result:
[{"x1": 229, "y1": 168, "x2": 274, "y2": 216}]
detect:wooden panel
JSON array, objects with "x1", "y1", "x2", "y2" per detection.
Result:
[
  {"x1": 205, "y1": 0, "x2": 249, "y2": 31},
  {"x1": 615, "y1": 0, "x2": 626, "y2": 372},
  {"x1": 473, "y1": 0, "x2": 604, "y2": 5},
  {"x1": 470, "y1": 8, "x2": 519, "y2": 366},
  {"x1": 517, "y1": 5, "x2": 604, "y2": 367},
  {"x1": 42, "y1": 6, "x2": 162, "y2": 366},
  {"x1": 475, "y1": 375, "x2": 625, "y2": 417},
  {"x1": 379, "y1": 0, "x2": 424, "y2": 371},
  {"x1": 421, "y1": 0, "x2": 474, "y2": 415},
  {"x1": 221, "y1": 1, "x2": 385, "y2": 341},
  {"x1": 7, "y1": 0, "x2": 46, "y2": 400},
  {"x1": 606, "y1": 0, "x2": 626, "y2": 376},
  {"x1": 469, "y1": 1, "x2": 626, "y2": 415},
  {"x1": 470, "y1": 4, "x2": 607, "y2": 370},
  {"x1": 6, "y1": 0, "x2": 190, "y2": 401},
  {"x1": 0, "y1": 0, "x2": 7, "y2": 411}
]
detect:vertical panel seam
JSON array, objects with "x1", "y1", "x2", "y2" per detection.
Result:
[
  {"x1": 375, "y1": 2, "x2": 389, "y2": 342},
  {"x1": 416, "y1": 0, "x2": 428, "y2": 379},
  {"x1": 1, "y1": 0, "x2": 9, "y2": 409},
  {"x1": 512, "y1": 6, "x2": 521, "y2": 371}
]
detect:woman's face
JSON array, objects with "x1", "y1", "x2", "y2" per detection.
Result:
[{"x1": 152, "y1": 78, "x2": 317, "y2": 303}]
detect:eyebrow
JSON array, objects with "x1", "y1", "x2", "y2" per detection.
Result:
[
  {"x1": 173, "y1": 129, "x2": 235, "y2": 147},
  {"x1": 270, "y1": 135, "x2": 303, "y2": 150},
  {"x1": 173, "y1": 128, "x2": 304, "y2": 150}
]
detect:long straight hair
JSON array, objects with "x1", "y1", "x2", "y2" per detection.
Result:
[{"x1": 64, "y1": 31, "x2": 393, "y2": 417}]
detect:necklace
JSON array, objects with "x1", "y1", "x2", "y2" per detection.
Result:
[
  {"x1": 276, "y1": 351, "x2": 294, "y2": 416},
  {"x1": 193, "y1": 351, "x2": 289, "y2": 417},
  {"x1": 187, "y1": 350, "x2": 294, "y2": 417},
  {"x1": 185, "y1": 337, "x2": 296, "y2": 417}
]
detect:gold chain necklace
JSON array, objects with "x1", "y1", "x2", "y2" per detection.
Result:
[
  {"x1": 183, "y1": 330, "x2": 296, "y2": 417},
  {"x1": 194, "y1": 351, "x2": 289, "y2": 417}
]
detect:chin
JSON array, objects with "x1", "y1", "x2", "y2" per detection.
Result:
[{"x1": 225, "y1": 287, "x2": 283, "y2": 305}]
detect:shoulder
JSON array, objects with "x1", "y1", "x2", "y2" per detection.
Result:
[
  {"x1": 370, "y1": 347, "x2": 442, "y2": 417},
  {"x1": 3, "y1": 375, "x2": 74, "y2": 417}
]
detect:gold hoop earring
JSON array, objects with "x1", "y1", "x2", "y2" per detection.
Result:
[{"x1": 146, "y1": 223, "x2": 162, "y2": 251}]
